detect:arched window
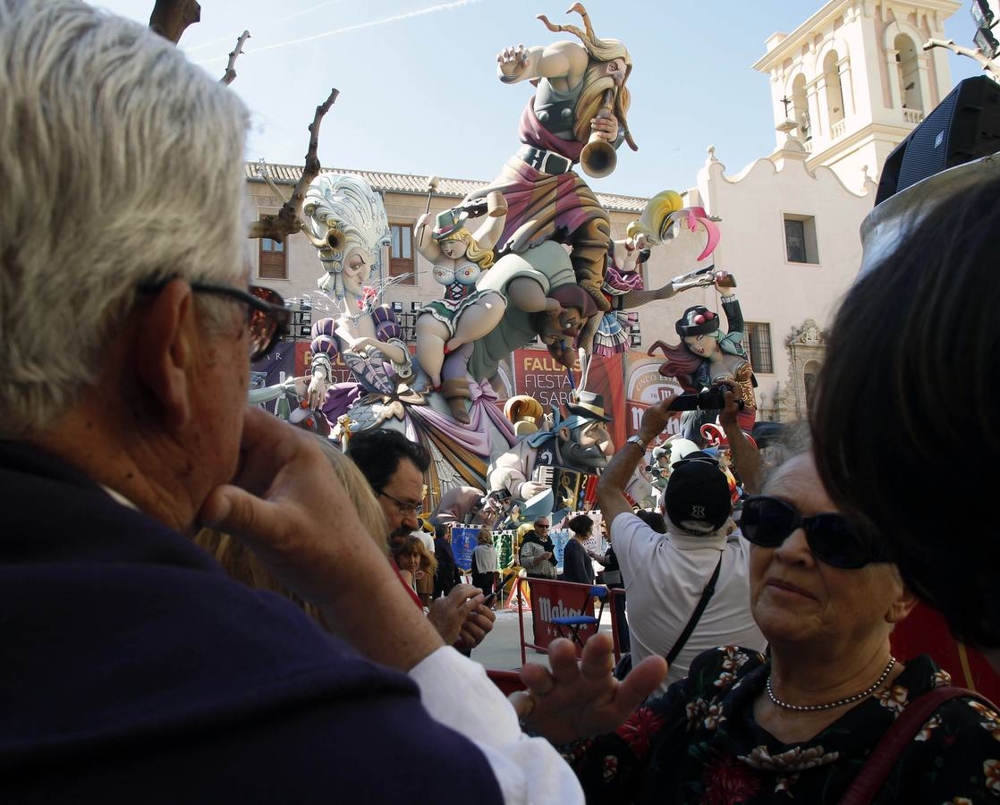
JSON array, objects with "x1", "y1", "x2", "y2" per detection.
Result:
[
  {"x1": 894, "y1": 34, "x2": 924, "y2": 111},
  {"x1": 792, "y1": 74, "x2": 810, "y2": 141},
  {"x1": 803, "y1": 360, "x2": 822, "y2": 412},
  {"x1": 823, "y1": 51, "x2": 845, "y2": 129}
]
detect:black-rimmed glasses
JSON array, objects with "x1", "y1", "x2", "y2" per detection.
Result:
[
  {"x1": 740, "y1": 495, "x2": 893, "y2": 569},
  {"x1": 377, "y1": 489, "x2": 424, "y2": 516},
  {"x1": 138, "y1": 280, "x2": 290, "y2": 362}
]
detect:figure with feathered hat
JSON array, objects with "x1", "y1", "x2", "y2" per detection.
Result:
[{"x1": 593, "y1": 189, "x2": 723, "y2": 356}]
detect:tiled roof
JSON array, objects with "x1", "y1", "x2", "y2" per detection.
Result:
[{"x1": 246, "y1": 162, "x2": 649, "y2": 213}]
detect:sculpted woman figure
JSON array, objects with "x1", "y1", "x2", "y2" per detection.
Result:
[
  {"x1": 593, "y1": 189, "x2": 720, "y2": 356},
  {"x1": 414, "y1": 191, "x2": 509, "y2": 389},
  {"x1": 302, "y1": 174, "x2": 413, "y2": 421}
]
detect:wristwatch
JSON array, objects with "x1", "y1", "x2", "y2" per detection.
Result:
[{"x1": 625, "y1": 434, "x2": 649, "y2": 451}]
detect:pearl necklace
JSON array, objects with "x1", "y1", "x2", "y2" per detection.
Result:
[{"x1": 766, "y1": 657, "x2": 896, "y2": 712}]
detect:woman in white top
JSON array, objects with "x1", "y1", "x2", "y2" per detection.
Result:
[{"x1": 471, "y1": 528, "x2": 500, "y2": 599}]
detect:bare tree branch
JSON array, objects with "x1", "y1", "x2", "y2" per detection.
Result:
[
  {"x1": 248, "y1": 88, "x2": 340, "y2": 242},
  {"x1": 924, "y1": 38, "x2": 1000, "y2": 82},
  {"x1": 149, "y1": 0, "x2": 201, "y2": 44},
  {"x1": 220, "y1": 30, "x2": 251, "y2": 85}
]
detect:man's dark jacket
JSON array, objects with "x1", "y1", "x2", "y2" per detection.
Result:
[{"x1": 0, "y1": 442, "x2": 502, "y2": 804}]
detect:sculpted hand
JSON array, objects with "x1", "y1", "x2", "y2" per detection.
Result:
[
  {"x1": 714, "y1": 270, "x2": 737, "y2": 290},
  {"x1": 306, "y1": 371, "x2": 330, "y2": 410},
  {"x1": 589, "y1": 110, "x2": 619, "y2": 142},
  {"x1": 428, "y1": 584, "x2": 484, "y2": 646},
  {"x1": 518, "y1": 480, "x2": 549, "y2": 500},
  {"x1": 510, "y1": 633, "x2": 667, "y2": 744},
  {"x1": 497, "y1": 44, "x2": 528, "y2": 79}
]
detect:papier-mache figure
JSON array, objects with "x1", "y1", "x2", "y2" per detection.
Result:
[
  {"x1": 414, "y1": 191, "x2": 509, "y2": 390},
  {"x1": 488, "y1": 390, "x2": 613, "y2": 514},
  {"x1": 462, "y1": 3, "x2": 636, "y2": 320},
  {"x1": 429, "y1": 486, "x2": 515, "y2": 530},
  {"x1": 302, "y1": 174, "x2": 411, "y2": 424},
  {"x1": 594, "y1": 190, "x2": 721, "y2": 356},
  {"x1": 439, "y1": 240, "x2": 599, "y2": 424},
  {"x1": 648, "y1": 274, "x2": 758, "y2": 431}
]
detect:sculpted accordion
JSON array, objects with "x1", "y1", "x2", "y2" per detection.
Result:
[{"x1": 532, "y1": 465, "x2": 600, "y2": 512}]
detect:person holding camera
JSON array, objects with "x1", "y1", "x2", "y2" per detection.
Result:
[{"x1": 596, "y1": 399, "x2": 765, "y2": 691}]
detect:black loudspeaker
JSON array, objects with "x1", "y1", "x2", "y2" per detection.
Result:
[{"x1": 875, "y1": 76, "x2": 1000, "y2": 204}]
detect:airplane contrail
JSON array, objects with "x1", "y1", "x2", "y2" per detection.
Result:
[
  {"x1": 184, "y1": 1, "x2": 350, "y2": 53},
  {"x1": 197, "y1": 0, "x2": 485, "y2": 63}
]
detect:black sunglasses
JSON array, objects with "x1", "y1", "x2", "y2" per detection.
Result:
[
  {"x1": 740, "y1": 495, "x2": 893, "y2": 569},
  {"x1": 138, "y1": 280, "x2": 290, "y2": 362}
]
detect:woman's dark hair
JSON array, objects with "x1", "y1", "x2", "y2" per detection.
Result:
[
  {"x1": 635, "y1": 509, "x2": 667, "y2": 534},
  {"x1": 346, "y1": 429, "x2": 431, "y2": 492},
  {"x1": 811, "y1": 167, "x2": 1000, "y2": 648},
  {"x1": 567, "y1": 513, "x2": 594, "y2": 536}
]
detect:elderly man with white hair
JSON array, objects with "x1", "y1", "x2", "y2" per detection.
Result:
[{"x1": 0, "y1": 2, "x2": 663, "y2": 802}]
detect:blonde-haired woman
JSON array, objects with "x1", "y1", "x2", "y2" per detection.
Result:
[
  {"x1": 391, "y1": 536, "x2": 438, "y2": 597},
  {"x1": 195, "y1": 436, "x2": 388, "y2": 631},
  {"x1": 471, "y1": 527, "x2": 500, "y2": 601}
]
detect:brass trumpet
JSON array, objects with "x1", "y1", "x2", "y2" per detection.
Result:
[{"x1": 580, "y1": 89, "x2": 617, "y2": 178}]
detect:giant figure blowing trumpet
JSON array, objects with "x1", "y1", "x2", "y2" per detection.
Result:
[{"x1": 461, "y1": 3, "x2": 636, "y2": 323}]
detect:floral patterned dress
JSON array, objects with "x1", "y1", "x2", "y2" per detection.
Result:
[{"x1": 563, "y1": 647, "x2": 1000, "y2": 804}]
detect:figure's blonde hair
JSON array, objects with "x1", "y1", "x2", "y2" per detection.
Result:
[
  {"x1": 441, "y1": 228, "x2": 495, "y2": 270},
  {"x1": 627, "y1": 190, "x2": 684, "y2": 244}
]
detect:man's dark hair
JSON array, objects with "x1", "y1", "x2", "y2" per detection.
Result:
[
  {"x1": 635, "y1": 509, "x2": 667, "y2": 534},
  {"x1": 346, "y1": 429, "x2": 431, "y2": 491},
  {"x1": 812, "y1": 168, "x2": 1000, "y2": 648}
]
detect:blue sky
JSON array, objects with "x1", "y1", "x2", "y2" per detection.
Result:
[{"x1": 96, "y1": 0, "x2": 984, "y2": 197}]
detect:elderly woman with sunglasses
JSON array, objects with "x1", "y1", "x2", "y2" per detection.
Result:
[{"x1": 515, "y1": 401, "x2": 1000, "y2": 803}]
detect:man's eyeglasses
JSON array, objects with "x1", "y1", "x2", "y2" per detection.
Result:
[
  {"x1": 535, "y1": 523, "x2": 550, "y2": 530},
  {"x1": 740, "y1": 496, "x2": 893, "y2": 569},
  {"x1": 378, "y1": 489, "x2": 424, "y2": 516},
  {"x1": 138, "y1": 280, "x2": 290, "y2": 362}
]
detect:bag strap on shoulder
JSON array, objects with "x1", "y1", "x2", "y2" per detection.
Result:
[
  {"x1": 838, "y1": 685, "x2": 997, "y2": 804},
  {"x1": 665, "y1": 552, "x2": 723, "y2": 666}
]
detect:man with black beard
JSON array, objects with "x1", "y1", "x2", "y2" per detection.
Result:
[
  {"x1": 488, "y1": 391, "x2": 613, "y2": 511},
  {"x1": 348, "y1": 429, "x2": 496, "y2": 651}
]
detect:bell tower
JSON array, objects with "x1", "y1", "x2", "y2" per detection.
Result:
[{"x1": 753, "y1": 0, "x2": 960, "y2": 192}]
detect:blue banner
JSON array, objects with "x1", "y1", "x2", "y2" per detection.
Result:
[{"x1": 451, "y1": 527, "x2": 479, "y2": 572}]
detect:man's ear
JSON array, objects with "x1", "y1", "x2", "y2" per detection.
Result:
[
  {"x1": 133, "y1": 280, "x2": 195, "y2": 432},
  {"x1": 557, "y1": 425, "x2": 571, "y2": 442}
]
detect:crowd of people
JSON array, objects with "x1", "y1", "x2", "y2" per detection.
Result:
[{"x1": 3, "y1": 1, "x2": 1000, "y2": 803}]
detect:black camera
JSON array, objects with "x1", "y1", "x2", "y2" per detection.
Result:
[{"x1": 668, "y1": 385, "x2": 744, "y2": 412}]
